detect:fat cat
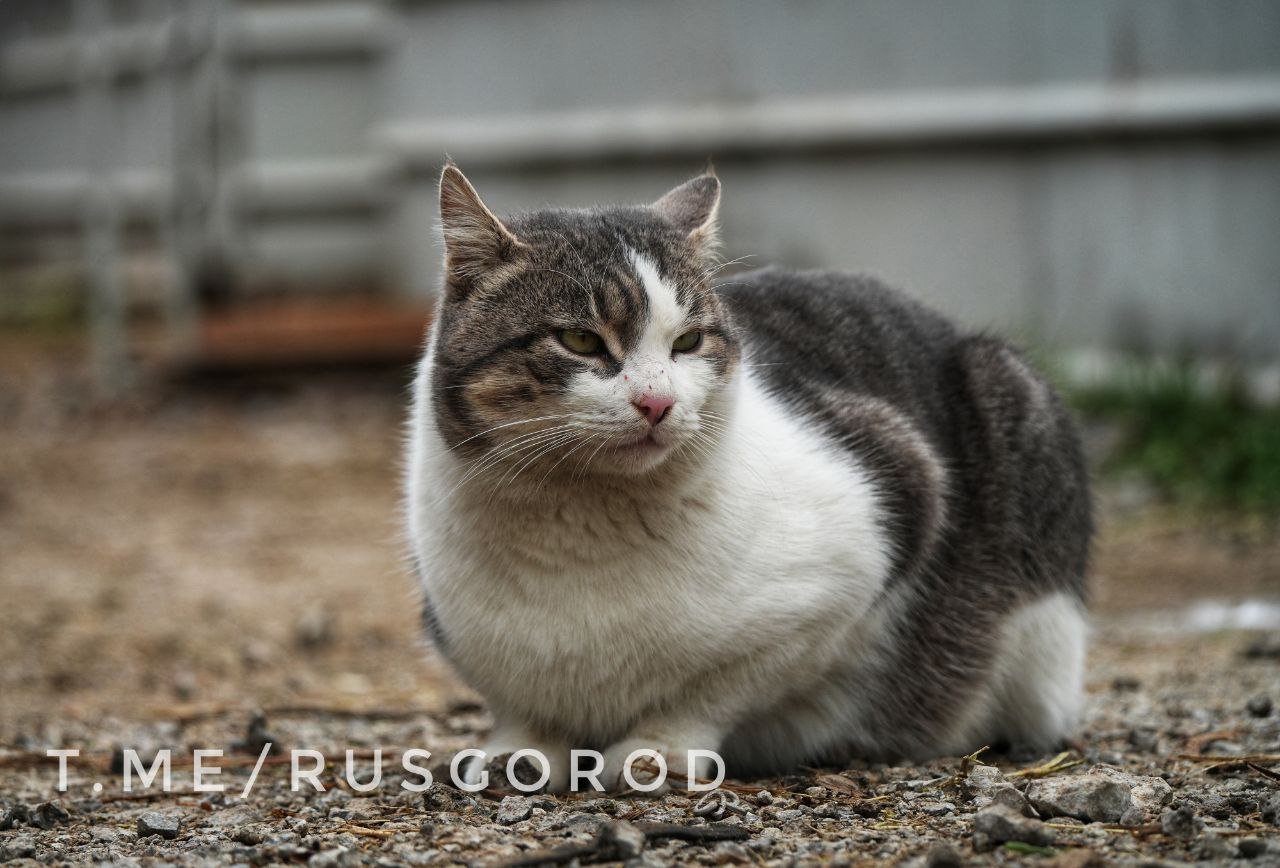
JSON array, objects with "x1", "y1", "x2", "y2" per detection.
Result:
[{"x1": 405, "y1": 165, "x2": 1091, "y2": 790}]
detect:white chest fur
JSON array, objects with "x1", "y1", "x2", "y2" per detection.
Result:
[{"x1": 406, "y1": 361, "x2": 893, "y2": 743}]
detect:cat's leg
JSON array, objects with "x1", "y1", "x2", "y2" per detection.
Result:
[
  {"x1": 461, "y1": 721, "x2": 572, "y2": 792},
  {"x1": 599, "y1": 719, "x2": 726, "y2": 794},
  {"x1": 943, "y1": 590, "x2": 1087, "y2": 756}
]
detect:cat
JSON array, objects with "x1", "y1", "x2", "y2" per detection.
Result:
[{"x1": 405, "y1": 164, "x2": 1092, "y2": 791}]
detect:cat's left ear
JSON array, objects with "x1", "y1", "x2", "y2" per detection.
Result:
[{"x1": 652, "y1": 173, "x2": 721, "y2": 251}]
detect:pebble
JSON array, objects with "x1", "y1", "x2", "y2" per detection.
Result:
[
  {"x1": 1128, "y1": 727, "x2": 1159, "y2": 752},
  {"x1": 1262, "y1": 792, "x2": 1280, "y2": 826},
  {"x1": 232, "y1": 711, "x2": 280, "y2": 755},
  {"x1": 989, "y1": 784, "x2": 1037, "y2": 817},
  {"x1": 494, "y1": 795, "x2": 532, "y2": 825},
  {"x1": 1026, "y1": 766, "x2": 1171, "y2": 824},
  {"x1": 924, "y1": 843, "x2": 964, "y2": 868},
  {"x1": 753, "y1": 790, "x2": 773, "y2": 806},
  {"x1": 1247, "y1": 695, "x2": 1273, "y2": 717},
  {"x1": 137, "y1": 812, "x2": 181, "y2": 840},
  {"x1": 600, "y1": 819, "x2": 646, "y2": 858},
  {"x1": 963, "y1": 763, "x2": 1007, "y2": 797},
  {"x1": 1243, "y1": 638, "x2": 1280, "y2": 660},
  {"x1": 295, "y1": 605, "x2": 336, "y2": 649},
  {"x1": 971, "y1": 804, "x2": 1055, "y2": 852},
  {"x1": 1238, "y1": 837, "x2": 1269, "y2": 860},
  {"x1": 1196, "y1": 832, "x2": 1238, "y2": 861},
  {"x1": 1026, "y1": 772, "x2": 1132, "y2": 823},
  {"x1": 1159, "y1": 805, "x2": 1202, "y2": 838},
  {"x1": 30, "y1": 803, "x2": 70, "y2": 834},
  {"x1": 311, "y1": 846, "x2": 358, "y2": 867}
]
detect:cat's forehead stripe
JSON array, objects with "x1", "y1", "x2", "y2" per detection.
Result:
[{"x1": 629, "y1": 249, "x2": 686, "y2": 338}]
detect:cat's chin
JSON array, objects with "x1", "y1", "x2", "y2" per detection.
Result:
[{"x1": 591, "y1": 434, "x2": 679, "y2": 475}]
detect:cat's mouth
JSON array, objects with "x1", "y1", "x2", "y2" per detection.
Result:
[{"x1": 612, "y1": 432, "x2": 667, "y2": 451}]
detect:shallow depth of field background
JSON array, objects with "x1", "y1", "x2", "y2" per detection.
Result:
[{"x1": 1, "y1": 1, "x2": 1278, "y2": 743}]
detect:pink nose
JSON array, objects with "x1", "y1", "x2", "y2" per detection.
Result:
[{"x1": 633, "y1": 394, "x2": 674, "y2": 426}]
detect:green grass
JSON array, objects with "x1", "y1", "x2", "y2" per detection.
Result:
[{"x1": 1070, "y1": 363, "x2": 1280, "y2": 516}]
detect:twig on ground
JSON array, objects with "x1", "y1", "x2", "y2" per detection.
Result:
[
  {"x1": 1006, "y1": 751, "x2": 1083, "y2": 780},
  {"x1": 1186, "y1": 729, "x2": 1244, "y2": 755}
]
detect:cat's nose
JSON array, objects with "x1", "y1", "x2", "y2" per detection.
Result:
[{"x1": 633, "y1": 394, "x2": 674, "y2": 426}]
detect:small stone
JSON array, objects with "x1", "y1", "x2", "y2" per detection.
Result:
[
  {"x1": 600, "y1": 819, "x2": 646, "y2": 859},
  {"x1": 971, "y1": 804, "x2": 1055, "y2": 852},
  {"x1": 1262, "y1": 793, "x2": 1280, "y2": 825},
  {"x1": 964, "y1": 763, "x2": 1007, "y2": 797},
  {"x1": 924, "y1": 842, "x2": 964, "y2": 868},
  {"x1": 1128, "y1": 727, "x2": 1159, "y2": 753},
  {"x1": 232, "y1": 711, "x2": 280, "y2": 755},
  {"x1": 1160, "y1": 805, "x2": 1202, "y2": 838},
  {"x1": 1247, "y1": 695, "x2": 1273, "y2": 717},
  {"x1": 311, "y1": 846, "x2": 359, "y2": 867},
  {"x1": 1243, "y1": 637, "x2": 1280, "y2": 660},
  {"x1": 295, "y1": 605, "x2": 336, "y2": 649},
  {"x1": 1026, "y1": 774, "x2": 1130, "y2": 823},
  {"x1": 1126, "y1": 771, "x2": 1175, "y2": 823},
  {"x1": 1196, "y1": 833, "x2": 1238, "y2": 861},
  {"x1": 137, "y1": 811, "x2": 181, "y2": 840},
  {"x1": 1238, "y1": 838, "x2": 1269, "y2": 859},
  {"x1": 1026, "y1": 766, "x2": 1171, "y2": 824},
  {"x1": 232, "y1": 827, "x2": 264, "y2": 845},
  {"x1": 915, "y1": 800, "x2": 955, "y2": 816},
  {"x1": 848, "y1": 799, "x2": 881, "y2": 818},
  {"x1": 1112, "y1": 675, "x2": 1141, "y2": 691},
  {"x1": 172, "y1": 670, "x2": 197, "y2": 701},
  {"x1": 753, "y1": 790, "x2": 773, "y2": 806},
  {"x1": 29, "y1": 801, "x2": 70, "y2": 830},
  {"x1": 239, "y1": 640, "x2": 273, "y2": 669},
  {"x1": 495, "y1": 795, "x2": 533, "y2": 825},
  {"x1": 990, "y1": 784, "x2": 1037, "y2": 817},
  {"x1": 484, "y1": 752, "x2": 545, "y2": 792}
]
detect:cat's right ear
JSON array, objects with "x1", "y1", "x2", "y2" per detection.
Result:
[
  {"x1": 653, "y1": 173, "x2": 721, "y2": 252},
  {"x1": 438, "y1": 163, "x2": 528, "y2": 297}
]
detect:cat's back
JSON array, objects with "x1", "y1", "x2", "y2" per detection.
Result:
[
  {"x1": 715, "y1": 267, "x2": 962, "y2": 448},
  {"x1": 718, "y1": 266, "x2": 1091, "y2": 598}
]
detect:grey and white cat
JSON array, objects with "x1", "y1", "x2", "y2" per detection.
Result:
[{"x1": 405, "y1": 165, "x2": 1091, "y2": 790}]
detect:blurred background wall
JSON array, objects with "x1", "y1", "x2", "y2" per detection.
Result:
[{"x1": 2, "y1": 0, "x2": 1279, "y2": 385}]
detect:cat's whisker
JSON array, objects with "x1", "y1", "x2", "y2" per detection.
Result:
[
  {"x1": 444, "y1": 425, "x2": 580, "y2": 499},
  {"x1": 454, "y1": 424, "x2": 576, "y2": 482},
  {"x1": 500, "y1": 430, "x2": 582, "y2": 486},
  {"x1": 573, "y1": 435, "x2": 614, "y2": 482},
  {"x1": 431, "y1": 412, "x2": 579, "y2": 458},
  {"x1": 484, "y1": 431, "x2": 586, "y2": 501},
  {"x1": 537, "y1": 432, "x2": 602, "y2": 487}
]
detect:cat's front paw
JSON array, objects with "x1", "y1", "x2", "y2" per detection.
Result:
[{"x1": 599, "y1": 736, "x2": 720, "y2": 795}]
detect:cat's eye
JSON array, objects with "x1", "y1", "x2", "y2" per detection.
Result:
[
  {"x1": 558, "y1": 329, "x2": 605, "y2": 355},
  {"x1": 672, "y1": 330, "x2": 703, "y2": 353}
]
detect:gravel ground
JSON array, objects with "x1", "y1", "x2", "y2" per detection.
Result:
[{"x1": 2, "y1": 339, "x2": 1278, "y2": 865}]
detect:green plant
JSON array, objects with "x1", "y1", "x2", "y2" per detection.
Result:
[{"x1": 1071, "y1": 363, "x2": 1280, "y2": 515}]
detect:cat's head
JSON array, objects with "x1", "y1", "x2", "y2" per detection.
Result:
[{"x1": 428, "y1": 164, "x2": 740, "y2": 479}]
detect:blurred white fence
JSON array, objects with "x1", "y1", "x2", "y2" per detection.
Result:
[{"x1": 2, "y1": 0, "x2": 1279, "y2": 383}]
